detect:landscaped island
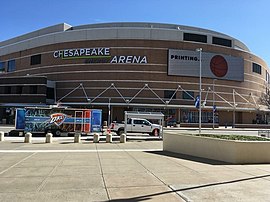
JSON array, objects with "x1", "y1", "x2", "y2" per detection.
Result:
[
  {"x1": 163, "y1": 132, "x2": 270, "y2": 164},
  {"x1": 193, "y1": 134, "x2": 269, "y2": 141}
]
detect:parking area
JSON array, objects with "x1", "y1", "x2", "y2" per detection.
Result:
[{"x1": 1, "y1": 129, "x2": 270, "y2": 201}]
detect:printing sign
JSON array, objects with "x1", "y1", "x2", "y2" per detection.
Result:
[{"x1": 168, "y1": 49, "x2": 244, "y2": 81}]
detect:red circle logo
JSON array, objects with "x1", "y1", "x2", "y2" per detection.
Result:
[{"x1": 210, "y1": 55, "x2": 228, "y2": 77}]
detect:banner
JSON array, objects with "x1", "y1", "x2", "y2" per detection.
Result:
[
  {"x1": 168, "y1": 49, "x2": 244, "y2": 81},
  {"x1": 195, "y1": 95, "x2": 200, "y2": 109}
]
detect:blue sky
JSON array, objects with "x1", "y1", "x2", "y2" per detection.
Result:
[{"x1": 1, "y1": 0, "x2": 270, "y2": 66}]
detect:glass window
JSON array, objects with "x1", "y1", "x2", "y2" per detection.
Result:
[
  {"x1": 46, "y1": 87, "x2": 55, "y2": 99},
  {"x1": 16, "y1": 86, "x2": 23, "y2": 94},
  {"x1": 183, "y1": 33, "x2": 207, "y2": 43},
  {"x1": 29, "y1": 86, "x2": 38, "y2": 94},
  {"x1": 253, "y1": 63, "x2": 262, "y2": 74},
  {"x1": 212, "y1": 37, "x2": 232, "y2": 47},
  {"x1": 4, "y1": 86, "x2": 11, "y2": 94},
  {"x1": 142, "y1": 120, "x2": 151, "y2": 126},
  {"x1": 7, "y1": 60, "x2": 15, "y2": 72},
  {"x1": 133, "y1": 120, "x2": 144, "y2": 125},
  {"x1": 182, "y1": 91, "x2": 194, "y2": 100},
  {"x1": 181, "y1": 109, "x2": 219, "y2": 123},
  {"x1": 266, "y1": 71, "x2": 270, "y2": 84},
  {"x1": 0, "y1": 61, "x2": 5, "y2": 73},
  {"x1": 30, "y1": 54, "x2": 41, "y2": 65},
  {"x1": 164, "y1": 90, "x2": 176, "y2": 99},
  {"x1": 0, "y1": 86, "x2": 3, "y2": 94}
]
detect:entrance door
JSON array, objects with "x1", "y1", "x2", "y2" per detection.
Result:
[{"x1": 74, "y1": 111, "x2": 83, "y2": 132}]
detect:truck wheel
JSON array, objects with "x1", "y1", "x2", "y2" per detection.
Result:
[
  {"x1": 117, "y1": 129, "x2": 124, "y2": 136},
  {"x1": 54, "y1": 130, "x2": 61, "y2": 137},
  {"x1": 151, "y1": 129, "x2": 159, "y2": 136}
]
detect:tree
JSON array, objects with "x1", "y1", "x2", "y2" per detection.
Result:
[{"x1": 259, "y1": 85, "x2": 270, "y2": 108}]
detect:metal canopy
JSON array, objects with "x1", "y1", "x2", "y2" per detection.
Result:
[
  {"x1": 56, "y1": 83, "x2": 267, "y2": 113},
  {"x1": 125, "y1": 111, "x2": 164, "y2": 119},
  {"x1": 124, "y1": 111, "x2": 164, "y2": 138}
]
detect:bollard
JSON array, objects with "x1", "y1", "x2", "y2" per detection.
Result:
[
  {"x1": 106, "y1": 133, "x2": 112, "y2": 143},
  {"x1": 74, "y1": 132, "x2": 81, "y2": 143},
  {"x1": 103, "y1": 121, "x2": 108, "y2": 135},
  {"x1": 93, "y1": 133, "x2": 100, "y2": 143},
  {"x1": 120, "y1": 133, "x2": 126, "y2": 143},
  {"x1": 45, "y1": 133, "x2": 53, "y2": 143},
  {"x1": 0, "y1": 131, "x2": 4, "y2": 141},
  {"x1": 24, "y1": 132, "x2": 32, "y2": 143}
]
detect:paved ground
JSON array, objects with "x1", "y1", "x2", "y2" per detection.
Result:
[{"x1": 1, "y1": 130, "x2": 270, "y2": 201}]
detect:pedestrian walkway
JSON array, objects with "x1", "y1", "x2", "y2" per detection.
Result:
[{"x1": 0, "y1": 139, "x2": 270, "y2": 201}]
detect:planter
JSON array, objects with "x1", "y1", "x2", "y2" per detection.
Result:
[{"x1": 163, "y1": 133, "x2": 270, "y2": 164}]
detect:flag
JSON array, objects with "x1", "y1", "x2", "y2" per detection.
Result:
[
  {"x1": 195, "y1": 95, "x2": 200, "y2": 109},
  {"x1": 213, "y1": 105, "x2": 217, "y2": 112}
]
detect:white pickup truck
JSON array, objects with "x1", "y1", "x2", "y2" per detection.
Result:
[{"x1": 109, "y1": 118, "x2": 162, "y2": 136}]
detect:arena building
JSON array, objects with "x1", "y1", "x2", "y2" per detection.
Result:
[{"x1": 0, "y1": 22, "x2": 269, "y2": 126}]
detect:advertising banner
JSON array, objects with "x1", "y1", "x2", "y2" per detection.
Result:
[
  {"x1": 91, "y1": 110, "x2": 102, "y2": 132},
  {"x1": 168, "y1": 49, "x2": 244, "y2": 81},
  {"x1": 15, "y1": 108, "x2": 102, "y2": 133},
  {"x1": 15, "y1": 109, "x2": 26, "y2": 130}
]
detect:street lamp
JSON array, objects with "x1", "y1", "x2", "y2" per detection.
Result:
[
  {"x1": 212, "y1": 79, "x2": 216, "y2": 129},
  {"x1": 108, "y1": 98, "x2": 111, "y2": 127},
  {"x1": 233, "y1": 104, "x2": 238, "y2": 128},
  {"x1": 196, "y1": 48, "x2": 202, "y2": 134}
]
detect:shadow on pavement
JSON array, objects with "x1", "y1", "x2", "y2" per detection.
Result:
[
  {"x1": 103, "y1": 174, "x2": 270, "y2": 202},
  {"x1": 145, "y1": 150, "x2": 231, "y2": 165}
]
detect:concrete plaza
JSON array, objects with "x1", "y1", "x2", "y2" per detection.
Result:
[{"x1": 0, "y1": 132, "x2": 270, "y2": 201}]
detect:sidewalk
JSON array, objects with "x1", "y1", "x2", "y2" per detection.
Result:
[{"x1": 1, "y1": 138, "x2": 270, "y2": 201}]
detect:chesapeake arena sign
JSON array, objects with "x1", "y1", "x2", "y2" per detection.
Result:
[
  {"x1": 53, "y1": 48, "x2": 147, "y2": 64},
  {"x1": 168, "y1": 49, "x2": 244, "y2": 81}
]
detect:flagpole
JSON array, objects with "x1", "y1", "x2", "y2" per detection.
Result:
[{"x1": 196, "y1": 48, "x2": 202, "y2": 134}]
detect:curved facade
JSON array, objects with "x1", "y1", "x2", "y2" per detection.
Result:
[{"x1": 0, "y1": 22, "x2": 269, "y2": 125}]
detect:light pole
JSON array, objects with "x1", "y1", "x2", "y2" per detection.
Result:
[
  {"x1": 212, "y1": 79, "x2": 216, "y2": 129},
  {"x1": 233, "y1": 104, "x2": 237, "y2": 128},
  {"x1": 196, "y1": 48, "x2": 202, "y2": 134},
  {"x1": 108, "y1": 98, "x2": 111, "y2": 127}
]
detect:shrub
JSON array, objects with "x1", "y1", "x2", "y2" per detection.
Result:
[{"x1": 192, "y1": 134, "x2": 270, "y2": 141}]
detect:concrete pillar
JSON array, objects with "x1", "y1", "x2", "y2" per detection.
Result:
[
  {"x1": 120, "y1": 133, "x2": 126, "y2": 143},
  {"x1": 45, "y1": 133, "x2": 53, "y2": 143},
  {"x1": 93, "y1": 133, "x2": 100, "y2": 143},
  {"x1": 24, "y1": 132, "x2": 32, "y2": 143},
  {"x1": 106, "y1": 133, "x2": 112, "y2": 143},
  {"x1": 74, "y1": 133, "x2": 81, "y2": 143},
  {"x1": 0, "y1": 131, "x2": 4, "y2": 141}
]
